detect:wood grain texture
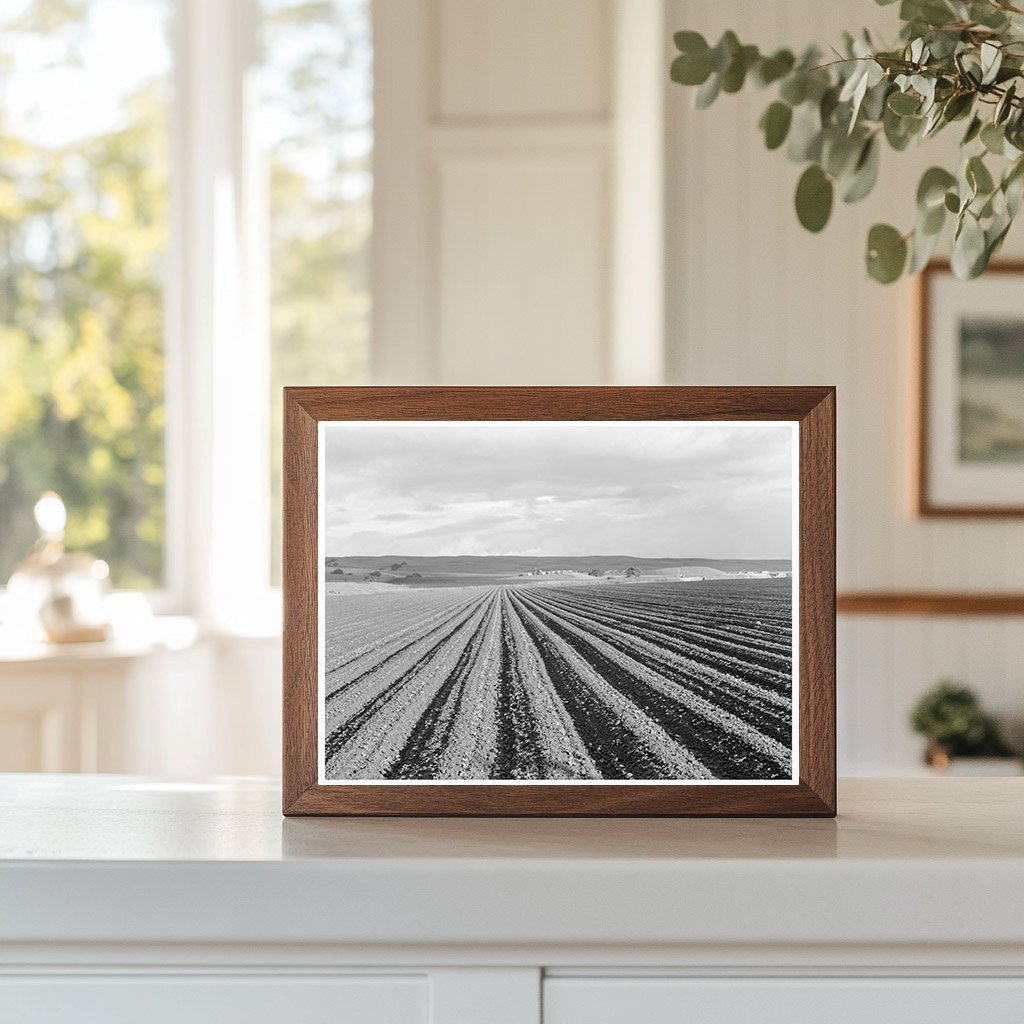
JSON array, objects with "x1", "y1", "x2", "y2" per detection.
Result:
[
  {"x1": 916, "y1": 260, "x2": 1024, "y2": 518},
  {"x1": 838, "y1": 592, "x2": 1024, "y2": 616},
  {"x1": 282, "y1": 387, "x2": 836, "y2": 817},
  {"x1": 282, "y1": 392, "x2": 319, "y2": 812},
  {"x1": 799, "y1": 388, "x2": 837, "y2": 812}
]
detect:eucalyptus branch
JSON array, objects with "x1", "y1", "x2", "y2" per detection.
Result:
[{"x1": 670, "y1": 0, "x2": 1024, "y2": 283}]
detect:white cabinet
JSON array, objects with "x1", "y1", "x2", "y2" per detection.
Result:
[
  {"x1": 544, "y1": 978, "x2": 1024, "y2": 1024},
  {"x1": 0, "y1": 975, "x2": 427, "y2": 1024},
  {"x1": 0, "y1": 646, "x2": 208, "y2": 773},
  {"x1": 1, "y1": 778, "x2": 1023, "y2": 1024},
  {"x1": 6, "y1": 973, "x2": 1024, "y2": 1024},
  {"x1": 0, "y1": 672, "x2": 83, "y2": 771}
]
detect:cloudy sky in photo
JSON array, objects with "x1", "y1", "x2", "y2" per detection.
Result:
[{"x1": 323, "y1": 421, "x2": 795, "y2": 559}]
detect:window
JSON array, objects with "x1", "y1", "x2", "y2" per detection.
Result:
[
  {"x1": 0, "y1": 0, "x2": 172, "y2": 589},
  {"x1": 262, "y1": 0, "x2": 373, "y2": 581},
  {"x1": 0, "y1": 0, "x2": 373, "y2": 615}
]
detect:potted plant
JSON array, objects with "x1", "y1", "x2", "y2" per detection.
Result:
[
  {"x1": 909, "y1": 680, "x2": 1020, "y2": 773},
  {"x1": 670, "y1": 0, "x2": 1024, "y2": 283}
]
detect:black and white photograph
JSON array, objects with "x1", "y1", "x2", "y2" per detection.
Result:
[{"x1": 318, "y1": 419, "x2": 797, "y2": 784}]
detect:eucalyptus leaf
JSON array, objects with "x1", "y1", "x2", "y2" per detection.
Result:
[
  {"x1": 913, "y1": 75, "x2": 937, "y2": 111},
  {"x1": 760, "y1": 102, "x2": 793, "y2": 150},
  {"x1": 866, "y1": 223, "x2": 908, "y2": 283},
  {"x1": 820, "y1": 85, "x2": 841, "y2": 126},
  {"x1": 970, "y1": 2, "x2": 1009, "y2": 29},
  {"x1": 942, "y1": 91, "x2": 974, "y2": 122},
  {"x1": 710, "y1": 31, "x2": 740, "y2": 73},
  {"x1": 694, "y1": 73, "x2": 721, "y2": 109},
  {"x1": 840, "y1": 59, "x2": 885, "y2": 130},
  {"x1": 795, "y1": 164, "x2": 834, "y2": 232},
  {"x1": 884, "y1": 106, "x2": 921, "y2": 149},
  {"x1": 996, "y1": 82, "x2": 1017, "y2": 124},
  {"x1": 721, "y1": 44, "x2": 759, "y2": 93},
  {"x1": 981, "y1": 121, "x2": 1006, "y2": 155},
  {"x1": 861, "y1": 79, "x2": 892, "y2": 122},
  {"x1": 980, "y1": 42, "x2": 1002, "y2": 86},
  {"x1": 987, "y1": 210, "x2": 1014, "y2": 258},
  {"x1": 842, "y1": 137, "x2": 880, "y2": 203},
  {"x1": 962, "y1": 115, "x2": 983, "y2": 145},
  {"x1": 1006, "y1": 173, "x2": 1024, "y2": 218},
  {"x1": 674, "y1": 29, "x2": 707, "y2": 53},
  {"x1": 922, "y1": 104, "x2": 945, "y2": 137},
  {"x1": 958, "y1": 159, "x2": 978, "y2": 207},
  {"x1": 779, "y1": 73, "x2": 807, "y2": 106},
  {"x1": 888, "y1": 90, "x2": 921, "y2": 115},
  {"x1": 908, "y1": 222, "x2": 942, "y2": 273},
  {"x1": 927, "y1": 30, "x2": 962, "y2": 60},
  {"x1": 904, "y1": 0, "x2": 958, "y2": 28},
  {"x1": 787, "y1": 100, "x2": 823, "y2": 162},
  {"x1": 951, "y1": 212, "x2": 986, "y2": 278},
  {"x1": 671, "y1": 51, "x2": 712, "y2": 87},
  {"x1": 921, "y1": 200, "x2": 946, "y2": 235},
  {"x1": 754, "y1": 49, "x2": 795, "y2": 87},
  {"x1": 967, "y1": 154, "x2": 995, "y2": 195},
  {"x1": 917, "y1": 166, "x2": 957, "y2": 210},
  {"x1": 822, "y1": 128, "x2": 864, "y2": 178}
]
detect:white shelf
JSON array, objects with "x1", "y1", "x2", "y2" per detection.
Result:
[
  {"x1": 1, "y1": 775, "x2": 1023, "y2": 951},
  {"x1": 2, "y1": 775, "x2": 1023, "y2": 1021}
]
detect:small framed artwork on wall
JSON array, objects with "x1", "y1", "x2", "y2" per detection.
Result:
[
  {"x1": 282, "y1": 387, "x2": 836, "y2": 817},
  {"x1": 918, "y1": 261, "x2": 1024, "y2": 516}
]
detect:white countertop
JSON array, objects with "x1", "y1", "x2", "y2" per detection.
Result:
[{"x1": 1, "y1": 775, "x2": 1022, "y2": 951}]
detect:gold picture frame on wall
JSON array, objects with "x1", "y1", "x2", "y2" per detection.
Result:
[{"x1": 917, "y1": 261, "x2": 1024, "y2": 518}]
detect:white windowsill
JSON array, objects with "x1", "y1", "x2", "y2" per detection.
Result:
[{"x1": 0, "y1": 616, "x2": 202, "y2": 666}]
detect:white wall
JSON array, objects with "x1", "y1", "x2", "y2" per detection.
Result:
[
  {"x1": 373, "y1": 0, "x2": 665, "y2": 386},
  {"x1": 182, "y1": 0, "x2": 1023, "y2": 779},
  {"x1": 665, "y1": 0, "x2": 1024, "y2": 772}
]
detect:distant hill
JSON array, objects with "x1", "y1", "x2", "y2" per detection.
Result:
[{"x1": 325, "y1": 554, "x2": 791, "y2": 576}]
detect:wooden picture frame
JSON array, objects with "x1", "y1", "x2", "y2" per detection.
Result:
[
  {"x1": 916, "y1": 260, "x2": 1024, "y2": 517},
  {"x1": 283, "y1": 387, "x2": 836, "y2": 817}
]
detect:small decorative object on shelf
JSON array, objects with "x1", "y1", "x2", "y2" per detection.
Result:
[
  {"x1": 5, "y1": 492, "x2": 111, "y2": 644},
  {"x1": 909, "y1": 679, "x2": 1021, "y2": 774}
]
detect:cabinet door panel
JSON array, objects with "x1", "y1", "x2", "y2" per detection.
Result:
[
  {"x1": 544, "y1": 978, "x2": 1024, "y2": 1024},
  {"x1": 0, "y1": 975, "x2": 427, "y2": 1024}
]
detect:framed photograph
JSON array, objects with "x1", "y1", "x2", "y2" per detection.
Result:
[
  {"x1": 917, "y1": 261, "x2": 1024, "y2": 516},
  {"x1": 282, "y1": 387, "x2": 835, "y2": 816}
]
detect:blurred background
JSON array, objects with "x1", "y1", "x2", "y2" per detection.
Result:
[{"x1": 0, "y1": 0, "x2": 1021, "y2": 778}]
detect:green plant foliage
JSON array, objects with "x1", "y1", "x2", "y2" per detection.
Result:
[
  {"x1": 759, "y1": 101, "x2": 793, "y2": 149},
  {"x1": 670, "y1": 0, "x2": 1024, "y2": 283},
  {"x1": 795, "y1": 164, "x2": 835, "y2": 230},
  {"x1": 909, "y1": 680, "x2": 1015, "y2": 757},
  {"x1": 0, "y1": 0, "x2": 372, "y2": 587},
  {"x1": 0, "y1": 4, "x2": 168, "y2": 587},
  {"x1": 866, "y1": 223, "x2": 909, "y2": 281},
  {"x1": 671, "y1": 32, "x2": 712, "y2": 85}
]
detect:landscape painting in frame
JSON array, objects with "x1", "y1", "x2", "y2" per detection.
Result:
[
  {"x1": 318, "y1": 420, "x2": 798, "y2": 785},
  {"x1": 919, "y1": 262, "x2": 1024, "y2": 515},
  {"x1": 959, "y1": 317, "x2": 1024, "y2": 464}
]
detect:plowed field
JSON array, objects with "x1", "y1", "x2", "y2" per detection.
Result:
[{"x1": 323, "y1": 579, "x2": 793, "y2": 781}]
